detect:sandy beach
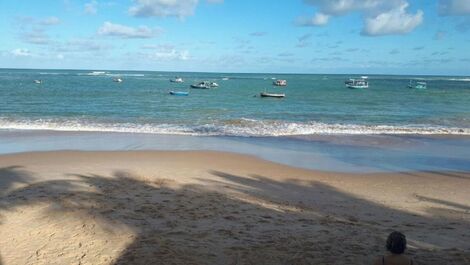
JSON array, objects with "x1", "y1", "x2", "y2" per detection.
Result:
[{"x1": 0, "y1": 150, "x2": 469, "y2": 264}]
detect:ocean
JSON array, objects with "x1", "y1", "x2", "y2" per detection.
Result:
[
  {"x1": 1, "y1": 68, "x2": 470, "y2": 172},
  {"x1": 1, "y1": 68, "x2": 469, "y2": 136}
]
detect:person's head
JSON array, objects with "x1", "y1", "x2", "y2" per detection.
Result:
[{"x1": 386, "y1": 231, "x2": 407, "y2": 254}]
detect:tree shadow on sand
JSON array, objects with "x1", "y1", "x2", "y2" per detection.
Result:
[
  {"x1": 0, "y1": 166, "x2": 34, "y2": 197},
  {"x1": 0, "y1": 167, "x2": 469, "y2": 264}
]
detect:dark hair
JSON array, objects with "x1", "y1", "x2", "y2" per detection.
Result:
[{"x1": 386, "y1": 231, "x2": 407, "y2": 254}]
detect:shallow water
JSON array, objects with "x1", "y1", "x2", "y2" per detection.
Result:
[
  {"x1": 1, "y1": 130, "x2": 469, "y2": 173},
  {"x1": 1, "y1": 69, "x2": 469, "y2": 136}
]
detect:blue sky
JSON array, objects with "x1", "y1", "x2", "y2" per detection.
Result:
[{"x1": 1, "y1": 0, "x2": 469, "y2": 75}]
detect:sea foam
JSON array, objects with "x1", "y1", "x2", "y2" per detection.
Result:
[{"x1": 0, "y1": 118, "x2": 468, "y2": 136}]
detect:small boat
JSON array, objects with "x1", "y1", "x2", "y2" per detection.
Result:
[
  {"x1": 190, "y1": 81, "x2": 211, "y2": 89},
  {"x1": 260, "y1": 92, "x2": 285, "y2": 98},
  {"x1": 345, "y1": 77, "x2": 368, "y2": 89},
  {"x1": 169, "y1": 91, "x2": 189, "y2": 96},
  {"x1": 407, "y1": 80, "x2": 427, "y2": 89},
  {"x1": 33, "y1": 79, "x2": 42, "y2": 84},
  {"x1": 170, "y1": 77, "x2": 184, "y2": 83},
  {"x1": 273, "y1": 79, "x2": 287, "y2": 86},
  {"x1": 113, "y1": 78, "x2": 123, "y2": 83}
]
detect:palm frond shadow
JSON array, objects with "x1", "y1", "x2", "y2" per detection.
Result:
[{"x1": 1, "y1": 167, "x2": 469, "y2": 264}]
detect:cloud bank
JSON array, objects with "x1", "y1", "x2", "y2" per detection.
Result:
[
  {"x1": 300, "y1": 0, "x2": 423, "y2": 36},
  {"x1": 129, "y1": 0, "x2": 198, "y2": 18},
  {"x1": 97, "y1": 22, "x2": 161, "y2": 39}
]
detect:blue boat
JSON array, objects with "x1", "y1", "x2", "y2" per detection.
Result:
[{"x1": 169, "y1": 91, "x2": 189, "y2": 96}]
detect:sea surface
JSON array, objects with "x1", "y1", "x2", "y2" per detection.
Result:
[
  {"x1": 1, "y1": 68, "x2": 470, "y2": 136},
  {"x1": 1, "y1": 69, "x2": 470, "y2": 172}
]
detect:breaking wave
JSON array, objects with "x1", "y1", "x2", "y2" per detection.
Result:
[{"x1": 0, "y1": 118, "x2": 469, "y2": 136}]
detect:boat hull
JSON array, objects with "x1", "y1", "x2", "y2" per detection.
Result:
[
  {"x1": 190, "y1": 85, "x2": 210, "y2": 89},
  {"x1": 347, "y1": 85, "x2": 368, "y2": 89},
  {"x1": 260, "y1": 92, "x2": 285, "y2": 98},
  {"x1": 169, "y1": 91, "x2": 189, "y2": 96}
]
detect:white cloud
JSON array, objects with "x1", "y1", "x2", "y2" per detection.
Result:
[
  {"x1": 129, "y1": 0, "x2": 199, "y2": 18},
  {"x1": 141, "y1": 44, "x2": 175, "y2": 50},
  {"x1": 16, "y1": 16, "x2": 61, "y2": 45},
  {"x1": 11, "y1": 48, "x2": 32, "y2": 57},
  {"x1": 250, "y1": 31, "x2": 267, "y2": 37},
  {"x1": 85, "y1": 0, "x2": 98, "y2": 15},
  {"x1": 206, "y1": 0, "x2": 223, "y2": 3},
  {"x1": 439, "y1": 0, "x2": 470, "y2": 16},
  {"x1": 154, "y1": 49, "x2": 189, "y2": 60},
  {"x1": 16, "y1": 16, "x2": 60, "y2": 27},
  {"x1": 297, "y1": 12, "x2": 330, "y2": 26},
  {"x1": 39, "y1": 16, "x2": 61, "y2": 26},
  {"x1": 21, "y1": 30, "x2": 51, "y2": 45},
  {"x1": 57, "y1": 39, "x2": 112, "y2": 52},
  {"x1": 362, "y1": 3, "x2": 423, "y2": 36},
  {"x1": 143, "y1": 45, "x2": 190, "y2": 60},
  {"x1": 303, "y1": 0, "x2": 405, "y2": 16},
  {"x1": 97, "y1": 22, "x2": 160, "y2": 38},
  {"x1": 301, "y1": 0, "x2": 423, "y2": 36}
]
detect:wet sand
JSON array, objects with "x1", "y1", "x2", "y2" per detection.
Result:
[
  {"x1": 0, "y1": 151, "x2": 469, "y2": 264},
  {"x1": 1, "y1": 130, "x2": 470, "y2": 173}
]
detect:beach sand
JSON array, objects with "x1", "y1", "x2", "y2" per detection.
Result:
[{"x1": 0, "y1": 151, "x2": 469, "y2": 264}]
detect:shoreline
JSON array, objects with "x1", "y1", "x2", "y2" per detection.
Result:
[
  {"x1": 1, "y1": 150, "x2": 469, "y2": 264},
  {"x1": 1, "y1": 129, "x2": 470, "y2": 173}
]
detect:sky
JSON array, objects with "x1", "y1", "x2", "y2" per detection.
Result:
[{"x1": 0, "y1": 0, "x2": 470, "y2": 75}]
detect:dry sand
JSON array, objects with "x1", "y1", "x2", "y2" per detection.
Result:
[{"x1": 0, "y1": 151, "x2": 469, "y2": 264}]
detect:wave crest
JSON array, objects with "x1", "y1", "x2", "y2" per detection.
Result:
[{"x1": 0, "y1": 118, "x2": 469, "y2": 136}]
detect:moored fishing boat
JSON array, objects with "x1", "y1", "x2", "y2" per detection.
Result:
[
  {"x1": 190, "y1": 81, "x2": 211, "y2": 89},
  {"x1": 191, "y1": 81, "x2": 219, "y2": 88},
  {"x1": 260, "y1": 92, "x2": 285, "y2": 98},
  {"x1": 170, "y1": 77, "x2": 184, "y2": 83},
  {"x1": 407, "y1": 80, "x2": 427, "y2": 89},
  {"x1": 345, "y1": 77, "x2": 368, "y2": 89},
  {"x1": 169, "y1": 91, "x2": 189, "y2": 96},
  {"x1": 273, "y1": 79, "x2": 287, "y2": 86}
]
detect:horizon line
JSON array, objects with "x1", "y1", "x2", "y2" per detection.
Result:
[{"x1": 1, "y1": 67, "x2": 468, "y2": 77}]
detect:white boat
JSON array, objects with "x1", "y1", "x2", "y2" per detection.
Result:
[
  {"x1": 88, "y1": 71, "x2": 106, "y2": 76},
  {"x1": 33, "y1": 79, "x2": 42, "y2": 84},
  {"x1": 345, "y1": 77, "x2": 368, "y2": 89},
  {"x1": 190, "y1": 81, "x2": 218, "y2": 89},
  {"x1": 190, "y1": 81, "x2": 211, "y2": 89},
  {"x1": 273, "y1": 79, "x2": 287, "y2": 86},
  {"x1": 260, "y1": 92, "x2": 285, "y2": 98},
  {"x1": 113, "y1": 78, "x2": 123, "y2": 83},
  {"x1": 170, "y1": 77, "x2": 184, "y2": 83}
]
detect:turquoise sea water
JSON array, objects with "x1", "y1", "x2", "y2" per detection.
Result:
[{"x1": 1, "y1": 68, "x2": 470, "y2": 136}]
